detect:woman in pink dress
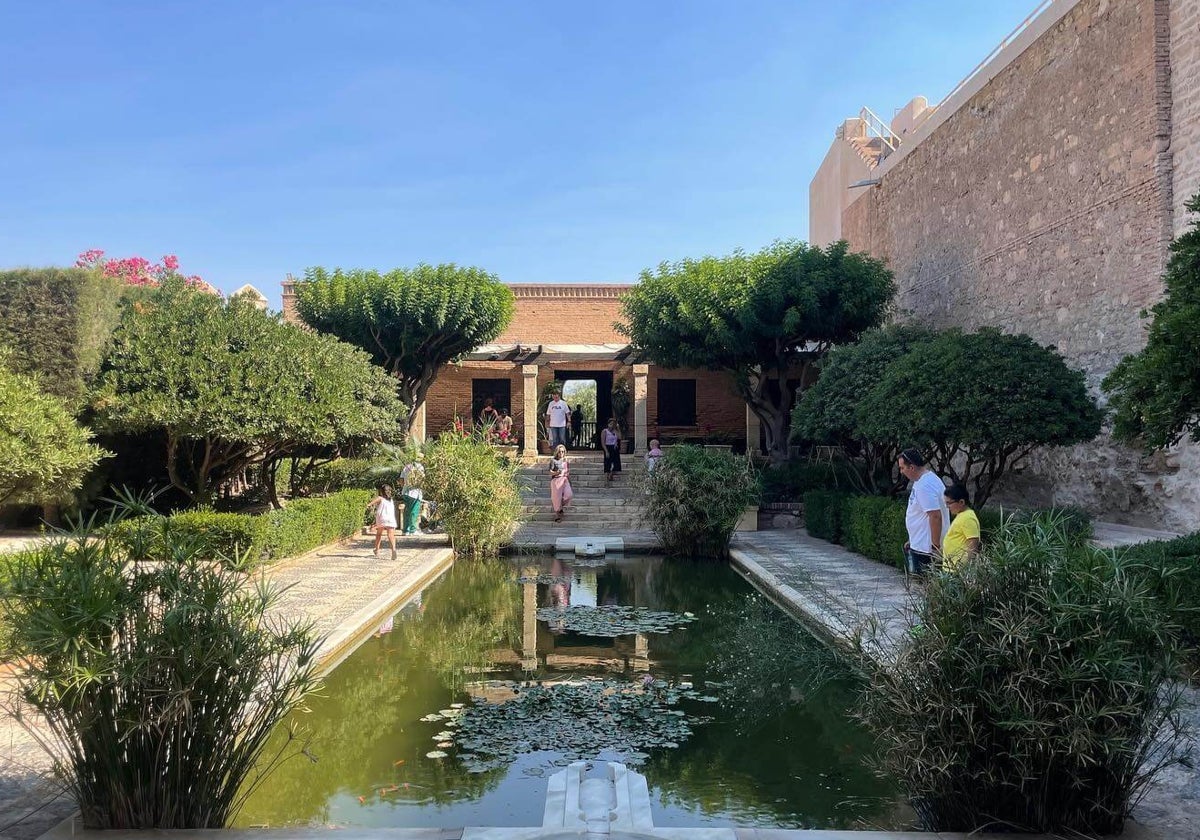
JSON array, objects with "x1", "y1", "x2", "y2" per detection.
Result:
[{"x1": 548, "y1": 444, "x2": 573, "y2": 522}]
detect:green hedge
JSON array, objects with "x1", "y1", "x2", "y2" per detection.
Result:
[
  {"x1": 802, "y1": 490, "x2": 856, "y2": 542},
  {"x1": 106, "y1": 489, "x2": 371, "y2": 569},
  {"x1": 1123, "y1": 531, "x2": 1200, "y2": 648},
  {"x1": 0, "y1": 267, "x2": 125, "y2": 408},
  {"x1": 757, "y1": 461, "x2": 846, "y2": 504}
]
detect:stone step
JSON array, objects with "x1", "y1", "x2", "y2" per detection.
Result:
[{"x1": 524, "y1": 512, "x2": 643, "y2": 523}]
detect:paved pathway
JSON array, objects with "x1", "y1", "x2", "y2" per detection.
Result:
[
  {"x1": 0, "y1": 532, "x2": 453, "y2": 840},
  {"x1": 1092, "y1": 521, "x2": 1182, "y2": 548}
]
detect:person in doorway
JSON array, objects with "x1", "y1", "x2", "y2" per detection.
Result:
[
  {"x1": 400, "y1": 454, "x2": 425, "y2": 536},
  {"x1": 942, "y1": 483, "x2": 982, "y2": 572},
  {"x1": 897, "y1": 448, "x2": 949, "y2": 576},
  {"x1": 570, "y1": 404, "x2": 584, "y2": 448},
  {"x1": 478, "y1": 397, "x2": 499, "y2": 429},
  {"x1": 496, "y1": 408, "x2": 513, "y2": 443},
  {"x1": 602, "y1": 418, "x2": 622, "y2": 482},
  {"x1": 645, "y1": 438, "x2": 664, "y2": 473},
  {"x1": 549, "y1": 443, "x2": 573, "y2": 522},
  {"x1": 368, "y1": 484, "x2": 398, "y2": 560},
  {"x1": 545, "y1": 391, "x2": 570, "y2": 450}
]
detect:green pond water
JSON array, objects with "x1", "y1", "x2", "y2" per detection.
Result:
[{"x1": 237, "y1": 554, "x2": 901, "y2": 829}]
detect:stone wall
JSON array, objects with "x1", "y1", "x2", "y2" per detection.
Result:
[{"x1": 840, "y1": 0, "x2": 1200, "y2": 530}]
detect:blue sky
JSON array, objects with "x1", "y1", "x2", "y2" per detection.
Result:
[{"x1": 1, "y1": 1, "x2": 1033, "y2": 307}]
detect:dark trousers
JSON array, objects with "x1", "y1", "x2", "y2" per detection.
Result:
[{"x1": 603, "y1": 444, "x2": 622, "y2": 474}]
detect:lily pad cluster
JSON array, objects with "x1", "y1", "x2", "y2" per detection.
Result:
[
  {"x1": 535, "y1": 605, "x2": 697, "y2": 636},
  {"x1": 435, "y1": 677, "x2": 715, "y2": 773},
  {"x1": 515, "y1": 574, "x2": 572, "y2": 585}
]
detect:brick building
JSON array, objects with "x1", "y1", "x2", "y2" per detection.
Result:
[
  {"x1": 809, "y1": 0, "x2": 1200, "y2": 531},
  {"x1": 281, "y1": 281, "x2": 758, "y2": 457}
]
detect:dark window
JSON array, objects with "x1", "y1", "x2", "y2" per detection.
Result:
[
  {"x1": 472, "y1": 378, "x2": 511, "y2": 424},
  {"x1": 657, "y1": 379, "x2": 697, "y2": 426}
]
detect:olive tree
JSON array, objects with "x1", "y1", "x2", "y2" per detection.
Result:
[
  {"x1": 92, "y1": 280, "x2": 404, "y2": 505},
  {"x1": 619, "y1": 240, "x2": 894, "y2": 462},
  {"x1": 0, "y1": 355, "x2": 107, "y2": 506},
  {"x1": 294, "y1": 265, "x2": 514, "y2": 427},
  {"x1": 795, "y1": 327, "x2": 1102, "y2": 506},
  {"x1": 1103, "y1": 192, "x2": 1200, "y2": 451}
]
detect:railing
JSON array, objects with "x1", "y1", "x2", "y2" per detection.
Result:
[
  {"x1": 571, "y1": 420, "x2": 599, "y2": 450},
  {"x1": 858, "y1": 105, "x2": 902, "y2": 164},
  {"x1": 935, "y1": 0, "x2": 1054, "y2": 111}
]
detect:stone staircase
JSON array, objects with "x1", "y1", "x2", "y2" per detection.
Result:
[{"x1": 518, "y1": 455, "x2": 646, "y2": 526}]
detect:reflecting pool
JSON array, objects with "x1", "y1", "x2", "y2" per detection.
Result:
[{"x1": 237, "y1": 555, "x2": 901, "y2": 829}]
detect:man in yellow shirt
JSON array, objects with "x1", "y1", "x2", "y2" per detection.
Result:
[{"x1": 941, "y1": 483, "x2": 981, "y2": 572}]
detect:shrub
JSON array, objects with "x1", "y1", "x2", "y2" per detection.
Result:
[
  {"x1": 1123, "y1": 531, "x2": 1200, "y2": 650},
  {"x1": 423, "y1": 433, "x2": 522, "y2": 559},
  {"x1": 802, "y1": 490, "x2": 855, "y2": 542},
  {"x1": 1018, "y1": 505, "x2": 1093, "y2": 547},
  {"x1": 1, "y1": 512, "x2": 322, "y2": 828},
  {"x1": 0, "y1": 267, "x2": 125, "y2": 407},
  {"x1": 842, "y1": 496, "x2": 892, "y2": 559},
  {"x1": 104, "y1": 489, "x2": 370, "y2": 568},
  {"x1": 857, "y1": 518, "x2": 1188, "y2": 834},
  {"x1": 641, "y1": 446, "x2": 760, "y2": 558},
  {"x1": 302, "y1": 458, "x2": 404, "y2": 495},
  {"x1": 757, "y1": 460, "x2": 845, "y2": 504}
]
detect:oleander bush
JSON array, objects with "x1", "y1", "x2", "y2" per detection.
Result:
[
  {"x1": 857, "y1": 517, "x2": 1189, "y2": 834},
  {"x1": 641, "y1": 445, "x2": 760, "y2": 559},
  {"x1": 423, "y1": 432, "x2": 521, "y2": 559},
  {"x1": 1, "y1": 508, "x2": 322, "y2": 828}
]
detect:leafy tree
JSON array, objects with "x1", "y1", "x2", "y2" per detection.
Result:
[
  {"x1": 0, "y1": 355, "x2": 107, "y2": 506},
  {"x1": 92, "y1": 280, "x2": 404, "y2": 505},
  {"x1": 1102, "y1": 193, "x2": 1200, "y2": 450},
  {"x1": 792, "y1": 325, "x2": 938, "y2": 494},
  {"x1": 619, "y1": 240, "x2": 894, "y2": 462},
  {"x1": 294, "y1": 265, "x2": 514, "y2": 427},
  {"x1": 796, "y1": 327, "x2": 1101, "y2": 507}
]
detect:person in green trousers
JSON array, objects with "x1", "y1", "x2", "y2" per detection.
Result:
[{"x1": 400, "y1": 454, "x2": 425, "y2": 535}]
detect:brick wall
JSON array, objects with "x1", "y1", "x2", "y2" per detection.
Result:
[
  {"x1": 496, "y1": 285, "x2": 629, "y2": 344},
  {"x1": 840, "y1": 0, "x2": 1200, "y2": 530}
]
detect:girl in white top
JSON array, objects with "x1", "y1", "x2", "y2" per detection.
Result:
[{"x1": 368, "y1": 484, "x2": 398, "y2": 560}]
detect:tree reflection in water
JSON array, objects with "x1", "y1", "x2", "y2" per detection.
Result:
[{"x1": 236, "y1": 555, "x2": 899, "y2": 830}]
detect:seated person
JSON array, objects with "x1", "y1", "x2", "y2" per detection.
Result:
[{"x1": 645, "y1": 438, "x2": 664, "y2": 472}]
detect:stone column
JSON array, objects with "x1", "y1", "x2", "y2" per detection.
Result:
[
  {"x1": 521, "y1": 564, "x2": 538, "y2": 671},
  {"x1": 745, "y1": 404, "x2": 760, "y2": 456},
  {"x1": 409, "y1": 402, "x2": 427, "y2": 444},
  {"x1": 632, "y1": 364, "x2": 649, "y2": 454},
  {"x1": 522, "y1": 364, "x2": 540, "y2": 461}
]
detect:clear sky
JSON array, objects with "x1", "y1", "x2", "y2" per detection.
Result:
[{"x1": 1, "y1": 1, "x2": 1035, "y2": 307}]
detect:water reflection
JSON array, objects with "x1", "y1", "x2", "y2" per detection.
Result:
[{"x1": 236, "y1": 554, "x2": 901, "y2": 830}]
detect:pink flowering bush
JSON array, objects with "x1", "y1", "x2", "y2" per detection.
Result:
[{"x1": 76, "y1": 249, "x2": 214, "y2": 293}]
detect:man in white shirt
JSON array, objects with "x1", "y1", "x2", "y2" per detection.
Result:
[
  {"x1": 545, "y1": 391, "x2": 571, "y2": 450},
  {"x1": 898, "y1": 447, "x2": 950, "y2": 576}
]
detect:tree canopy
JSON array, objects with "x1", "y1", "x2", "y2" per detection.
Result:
[
  {"x1": 793, "y1": 327, "x2": 1102, "y2": 506},
  {"x1": 92, "y1": 280, "x2": 404, "y2": 505},
  {"x1": 1102, "y1": 192, "x2": 1200, "y2": 451},
  {"x1": 0, "y1": 353, "x2": 107, "y2": 506},
  {"x1": 294, "y1": 265, "x2": 514, "y2": 423},
  {"x1": 619, "y1": 240, "x2": 894, "y2": 461}
]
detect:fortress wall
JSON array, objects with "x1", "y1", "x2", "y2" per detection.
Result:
[{"x1": 842, "y1": 0, "x2": 1200, "y2": 530}]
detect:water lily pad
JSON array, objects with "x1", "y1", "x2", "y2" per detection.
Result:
[
  {"x1": 419, "y1": 714, "x2": 443, "y2": 722},
  {"x1": 426, "y1": 750, "x2": 448, "y2": 759},
  {"x1": 535, "y1": 605, "x2": 697, "y2": 637},
  {"x1": 516, "y1": 574, "x2": 572, "y2": 585},
  {"x1": 437, "y1": 741, "x2": 453, "y2": 748}
]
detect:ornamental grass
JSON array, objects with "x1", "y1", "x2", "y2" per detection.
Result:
[
  {"x1": 856, "y1": 515, "x2": 1189, "y2": 835},
  {"x1": 0, "y1": 504, "x2": 322, "y2": 829}
]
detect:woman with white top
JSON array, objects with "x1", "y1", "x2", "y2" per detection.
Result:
[{"x1": 601, "y1": 418, "x2": 622, "y2": 482}]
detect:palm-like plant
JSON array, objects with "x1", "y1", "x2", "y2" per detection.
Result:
[{"x1": 1, "y1": 498, "x2": 322, "y2": 829}]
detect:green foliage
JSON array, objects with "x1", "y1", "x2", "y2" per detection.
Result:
[
  {"x1": 641, "y1": 446, "x2": 760, "y2": 558},
  {"x1": 1122, "y1": 531, "x2": 1200, "y2": 650},
  {"x1": 801, "y1": 490, "x2": 856, "y2": 542},
  {"x1": 842, "y1": 496, "x2": 906, "y2": 567},
  {"x1": 105, "y1": 489, "x2": 371, "y2": 569},
  {"x1": 757, "y1": 460, "x2": 845, "y2": 504},
  {"x1": 295, "y1": 264, "x2": 514, "y2": 416},
  {"x1": 1, "y1": 510, "x2": 322, "y2": 828},
  {"x1": 620, "y1": 240, "x2": 894, "y2": 462},
  {"x1": 0, "y1": 358, "x2": 107, "y2": 506},
  {"x1": 422, "y1": 433, "x2": 522, "y2": 559},
  {"x1": 856, "y1": 518, "x2": 1188, "y2": 834},
  {"x1": 794, "y1": 327, "x2": 1101, "y2": 506},
  {"x1": 92, "y1": 280, "x2": 403, "y2": 504},
  {"x1": 301, "y1": 457, "x2": 404, "y2": 495},
  {"x1": 1103, "y1": 192, "x2": 1200, "y2": 450},
  {"x1": 0, "y1": 267, "x2": 125, "y2": 407}
]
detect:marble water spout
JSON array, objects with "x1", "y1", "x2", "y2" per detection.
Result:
[{"x1": 542, "y1": 761, "x2": 654, "y2": 836}]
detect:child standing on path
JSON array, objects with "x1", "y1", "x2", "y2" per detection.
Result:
[
  {"x1": 549, "y1": 444, "x2": 573, "y2": 522},
  {"x1": 368, "y1": 484, "x2": 398, "y2": 560}
]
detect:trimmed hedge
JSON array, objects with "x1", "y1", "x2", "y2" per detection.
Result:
[
  {"x1": 802, "y1": 490, "x2": 856, "y2": 542},
  {"x1": 0, "y1": 268, "x2": 125, "y2": 407},
  {"x1": 106, "y1": 489, "x2": 371, "y2": 568},
  {"x1": 757, "y1": 460, "x2": 846, "y2": 504}
]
